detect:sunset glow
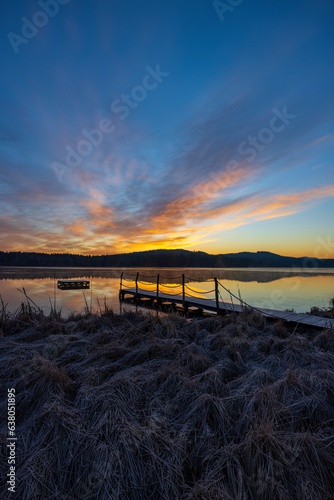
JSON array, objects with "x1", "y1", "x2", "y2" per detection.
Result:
[{"x1": 1, "y1": 1, "x2": 333, "y2": 258}]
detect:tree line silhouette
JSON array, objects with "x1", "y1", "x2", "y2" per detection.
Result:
[{"x1": 1, "y1": 249, "x2": 334, "y2": 268}]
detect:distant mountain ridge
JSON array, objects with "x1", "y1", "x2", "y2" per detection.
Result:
[{"x1": 0, "y1": 249, "x2": 334, "y2": 268}]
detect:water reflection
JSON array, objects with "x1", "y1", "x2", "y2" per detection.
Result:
[
  {"x1": 0, "y1": 267, "x2": 333, "y2": 315},
  {"x1": 1, "y1": 267, "x2": 334, "y2": 283}
]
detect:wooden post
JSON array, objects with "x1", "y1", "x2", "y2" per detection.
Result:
[
  {"x1": 135, "y1": 272, "x2": 139, "y2": 297},
  {"x1": 90, "y1": 280, "x2": 93, "y2": 313},
  {"x1": 53, "y1": 272, "x2": 56, "y2": 313},
  {"x1": 182, "y1": 274, "x2": 185, "y2": 305},
  {"x1": 214, "y1": 277, "x2": 220, "y2": 315},
  {"x1": 157, "y1": 274, "x2": 160, "y2": 301},
  {"x1": 119, "y1": 271, "x2": 124, "y2": 300}
]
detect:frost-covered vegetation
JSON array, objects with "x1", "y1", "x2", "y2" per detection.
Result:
[{"x1": 1, "y1": 302, "x2": 334, "y2": 499}]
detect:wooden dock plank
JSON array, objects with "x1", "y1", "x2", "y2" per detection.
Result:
[{"x1": 120, "y1": 287, "x2": 334, "y2": 329}]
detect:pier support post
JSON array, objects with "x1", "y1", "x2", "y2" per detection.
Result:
[
  {"x1": 119, "y1": 271, "x2": 124, "y2": 300},
  {"x1": 157, "y1": 274, "x2": 160, "y2": 302},
  {"x1": 214, "y1": 278, "x2": 220, "y2": 315},
  {"x1": 135, "y1": 272, "x2": 139, "y2": 299},
  {"x1": 182, "y1": 274, "x2": 185, "y2": 306}
]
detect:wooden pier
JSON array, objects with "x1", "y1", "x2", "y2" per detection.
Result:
[
  {"x1": 58, "y1": 279, "x2": 90, "y2": 290},
  {"x1": 119, "y1": 272, "x2": 334, "y2": 329}
]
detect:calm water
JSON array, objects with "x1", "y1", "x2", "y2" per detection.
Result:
[{"x1": 0, "y1": 267, "x2": 334, "y2": 316}]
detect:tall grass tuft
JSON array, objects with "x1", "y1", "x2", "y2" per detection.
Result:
[{"x1": 1, "y1": 305, "x2": 334, "y2": 499}]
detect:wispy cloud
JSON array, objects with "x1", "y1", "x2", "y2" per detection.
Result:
[{"x1": 1, "y1": 17, "x2": 334, "y2": 257}]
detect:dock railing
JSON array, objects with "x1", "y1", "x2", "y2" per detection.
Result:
[
  {"x1": 119, "y1": 271, "x2": 253, "y2": 315},
  {"x1": 119, "y1": 271, "x2": 334, "y2": 328},
  {"x1": 119, "y1": 270, "x2": 297, "y2": 319}
]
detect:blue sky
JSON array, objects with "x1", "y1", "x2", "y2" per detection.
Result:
[{"x1": 0, "y1": 0, "x2": 334, "y2": 257}]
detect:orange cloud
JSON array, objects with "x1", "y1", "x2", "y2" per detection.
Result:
[
  {"x1": 2, "y1": 156, "x2": 334, "y2": 255},
  {"x1": 68, "y1": 183, "x2": 334, "y2": 254},
  {"x1": 147, "y1": 164, "x2": 256, "y2": 232},
  {"x1": 243, "y1": 185, "x2": 334, "y2": 221},
  {"x1": 305, "y1": 134, "x2": 334, "y2": 149}
]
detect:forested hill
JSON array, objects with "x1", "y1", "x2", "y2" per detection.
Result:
[{"x1": 1, "y1": 250, "x2": 334, "y2": 268}]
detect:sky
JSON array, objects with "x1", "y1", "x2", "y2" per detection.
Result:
[{"x1": 0, "y1": 0, "x2": 334, "y2": 258}]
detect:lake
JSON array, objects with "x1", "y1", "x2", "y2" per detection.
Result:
[{"x1": 1, "y1": 267, "x2": 334, "y2": 316}]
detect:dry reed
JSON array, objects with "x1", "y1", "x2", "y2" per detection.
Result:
[{"x1": 1, "y1": 302, "x2": 334, "y2": 499}]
